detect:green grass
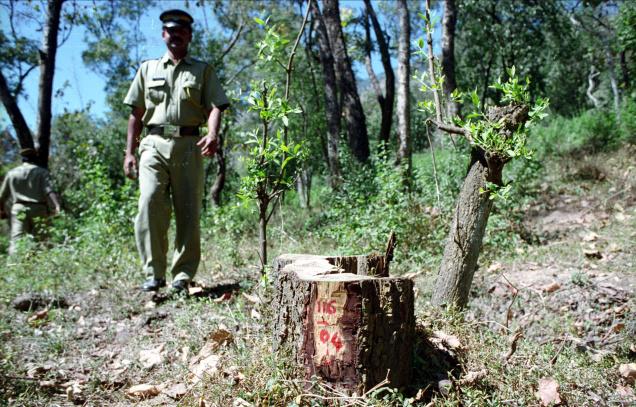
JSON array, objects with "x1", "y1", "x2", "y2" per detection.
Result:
[{"x1": 1, "y1": 106, "x2": 635, "y2": 405}]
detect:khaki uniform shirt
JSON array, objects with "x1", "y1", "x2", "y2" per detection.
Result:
[
  {"x1": 0, "y1": 163, "x2": 54, "y2": 206},
  {"x1": 123, "y1": 52, "x2": 229, "y2": 127}
]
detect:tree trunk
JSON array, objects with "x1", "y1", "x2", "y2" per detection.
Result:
[
  {"x1": 619, "y1": 50, "x2": 630, "y2": 90},
  {"x1": 363, "y1": 0, "x2": 395, "y2": 150},
  {"x1": 605, "y1": 46, "x2": 621, "y2": 121},
  {"x1": 36, "y1": 0, "x2": 64, "y2": 168},
  {"x1": 272, "y1": 254, "x2": 413, "y2": 394},
  {"x1": 587, "y1": 65, "x2": 601, "y2": 109},
  {"x1": 258, "y1": 202, "x2": 268, "y2": 273},
  {"x1": 396, "y1": 0, "x2": 411, "y2": 175},
  {"x1": 310, "y1": 2, "x2": 342, "y2": 187},
  {"x1": 0, "y1": 70, "x2": 35, "y2": 150},
  {"x1": 431, "y1": 149, "x2": 494, "y2": 308},
  {"x1": 210, "y1": 129, "x2": 227, "y2": 206},
  {"x1": 442, "y1": 0, "x2": 458, "y2": 118},
  {"x1": 322, "y1": 0, "x2": 370, "y2": 163},
  {"x1": 432, "y1": 104, "x2": 529, "y2": 308},
  {"x1": 295, "y1": 168, "x2": 312, "y2": 209}
]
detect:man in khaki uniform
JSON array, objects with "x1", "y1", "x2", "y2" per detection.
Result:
[
  {"x1": 0, "y1": 148, "x2": 61, "y2": 255},
  {"x1": 123, "y1": 9, "x2": 229, "y2": 294}
]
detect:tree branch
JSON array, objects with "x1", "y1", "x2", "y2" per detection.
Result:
[
  {"x1": 0, "y1": 69, "x2": 35, "y2": 149},
  {"x1": 425, "y1": 0, "x2": 442, "y2": 123},
  {"x1": 220, "y1": 23, "x2": 244, "y2": 61}
]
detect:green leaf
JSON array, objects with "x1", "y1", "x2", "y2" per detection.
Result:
[{"x1": 254, "y1": 17, "x2": 265, "y2": 26}]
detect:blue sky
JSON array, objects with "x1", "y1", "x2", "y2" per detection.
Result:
[{"x1": 1, "y1": 0, "x2": 438, "y2": 131}]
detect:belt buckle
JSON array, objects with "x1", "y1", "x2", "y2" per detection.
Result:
[{"x1": 164, "y1": 124, "x2": 179, "y2": 137}]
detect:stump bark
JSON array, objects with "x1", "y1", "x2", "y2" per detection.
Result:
[{"x1": 272, "y1": 254, "x2": 414, "y2": 393}]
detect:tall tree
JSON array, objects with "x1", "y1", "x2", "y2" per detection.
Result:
[
  {"x1": 310, "y1": 0, "x2": 342, "y2": 187},
  {"x1": 363, "y1": 0, "x2": 395, "y2": 150},
  {"x1": 396, "y1": 0, "x2": 411, "y2": 175},
  {"x1": 321, "y1": 0, "x2": 370, "y2": 162},
  {"x1": 441, "y1": 0, "x2": 458, "y2": 118},
  {"x1": 0, "y1": 0, "x2": 67, "y2": 167}
]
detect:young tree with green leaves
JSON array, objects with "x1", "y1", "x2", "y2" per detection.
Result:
[
  {"x1": 418, "y1": 0, "x2": 549, "y2": 309},
  {"x1": 239, "y1": 9, "x2": 311, "y2": 273}
]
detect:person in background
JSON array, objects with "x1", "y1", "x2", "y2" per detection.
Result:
[
  {"x1": 122, "y1": 9, "x2": 229, "y2": 295},
  {"x1": 0, "y1": 148, "x2": 61, "y2": 255}
]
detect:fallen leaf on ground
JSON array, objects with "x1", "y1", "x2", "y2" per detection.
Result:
[
  {"x1": 619, "y1": 363, "x2": 636, "y2": 384},
  {"x1": 208, "y1": 329, "x2": 233, "y2": 350},
  {"x1": 26, "y1": 365, "x2": 52, "y2": 378},
  {"x1": 242, "y1": 292, "x2": 261, "y2": 304},
  {"x1": 233, "y1": 396, "x2": 253, "y2": 406},
  {"x1": 27, "y1": 309, "x2": 48, "y2": 324},
  {"x1": 189, "y1": 354, "x2": 221, "y2": 384},
  {"x1": 583, "y1": 249, "x2": 603, "y2": 259},
  {"x1": 38, "y1": 380, "x2": 57, "y2": 388},
  {"x1": 188, "y1": 286, "x2": 204, "y2": 295},
  {"x1": 138, "y1": 343, "x2": 166, "y2": 369},
  {"x1": 616, "y1": 384, "x2": 635, "y2": 399},
  {"x1": 251, "y1": 308, "x2": 261, "y2": 320},
  {"x1": 458, "y1": 369, "x2": 487, "y2": 385},
  {"x1": 126, "y1": 383, "x2": 161, "y2": 398},
  {"x1": 431, "y1": 331, "x2": 462, "y2": 350},
  {"x1": 488, "y1": 262, "x2": 504, "y2": 272},
  {"x1": 536, "y1": 378, "x2": 561, "y2": 406},
  {"x1": 213, "y1": 292, "x2": 232, "y2": 302},
  {"x1": 541, "y1": 281, "x2": 561, "y2": 293},
  {"x1": 144, "y1": 301, "x2": 156, "y2": 310},
  {"x1": 582, "y1": 231, "x2": 599, "y2": 242},
  {"x1": 66, "y1": 382, "x2": 84, "y2": 403},
  {"x1": 163, "y1": 382, "x2": 188, "y2": 400}
]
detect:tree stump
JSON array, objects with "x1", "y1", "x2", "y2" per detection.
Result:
[{"x1": 272, "y1": 254, "x2": 414, "y2": 393}]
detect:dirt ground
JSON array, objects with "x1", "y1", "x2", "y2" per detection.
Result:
[{"x1": 1, "y1": 150, "x2": 635, "y2": 406}]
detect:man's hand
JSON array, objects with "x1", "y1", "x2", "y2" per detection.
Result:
[
  {"x1": 124, "y1": 153, "x2": 138, "y2": 179},
  {"x1": 197, "y1": 134, "x2": 220, "y2": 157}
]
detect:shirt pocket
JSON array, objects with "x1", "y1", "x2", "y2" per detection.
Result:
[
  {"x1": 181, "y1": 80, "x2": 202, "y2": 108},
  {"x1": 146, "y1": 78, "x2": 166, "y2": 106}
]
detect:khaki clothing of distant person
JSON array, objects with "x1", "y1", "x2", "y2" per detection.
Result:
[
  {"x1": 0, "y1": 152, "x2": 61, "y2": 255},
  {"x1": 123, "y1": 9, "x2": 229, "y2": 293}
]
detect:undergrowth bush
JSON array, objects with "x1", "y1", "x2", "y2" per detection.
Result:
[{"x1": 532, "y1": 99, "x2": 635, "y2": 157}]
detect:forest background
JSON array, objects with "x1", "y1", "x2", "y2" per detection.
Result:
[{"x1": 1, "y1": 0, "x2": 635, "y2": 405}]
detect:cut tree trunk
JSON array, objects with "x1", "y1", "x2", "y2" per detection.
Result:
[
  {"x1": 272, "y1": 254, "x2": 414, "y2": 393},
  {"x1": 432, "y1": 104, "x2": 530, "y2": 309}
]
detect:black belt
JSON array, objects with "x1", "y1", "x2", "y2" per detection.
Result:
[{"x1": 147, "y1": 125, "x2": 199, "y2": 136}]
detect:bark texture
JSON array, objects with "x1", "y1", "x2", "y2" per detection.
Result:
[
  {"x1": 322, "y1": 0, "x2": 370, "y2": 162},
  {"x1": 272, "y1": 254, "x2": 413, "y2": 393},
  {"x1": 432, "y1": 104, "x2": 530, "y2": 308},
  {"x1": 36, "y1": 0, "x2": 63, "y2": 168},
  {"x1": 310, "y1": 2, "x2": 342, "y2": 186},
  {"x1": 363, "y1": 0, "x2": 395, "y2": 149},
  {"x1": 396, "y1": 0, "x2": 411, "y2": 172},
  {"x1": 441, "y1": 0, "x2": 458, "y2": 118}
]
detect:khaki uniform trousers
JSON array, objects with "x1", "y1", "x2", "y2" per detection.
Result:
[
  {"x1": 9, "y1": 202, "x2": 49, "y2": 255},
  {"x1": 136, "y1": 134, "x2": 203, "y2": 283}
]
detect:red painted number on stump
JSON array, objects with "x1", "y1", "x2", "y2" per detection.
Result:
[
  {"x1": 331, "y1": 333, "x2": 343, "y2": 351},
  {"x1": 315, "y1": 300, "x2": 337, "y2": 314},
  {"x1": 319, "y1": 329, "x2": 343, "y2": 352}
]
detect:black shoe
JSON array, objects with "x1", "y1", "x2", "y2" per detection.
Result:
[
  {"x1": 140, "y1": 278, "x2": 166, "y2": 292},
  {"x1": 170, "y1": 279, "x2": 190, "y2": 297}
]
